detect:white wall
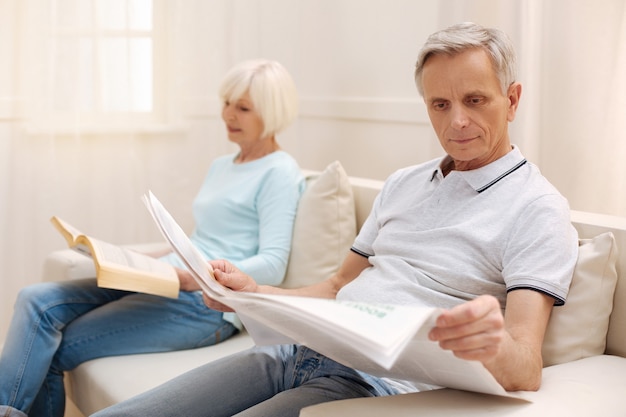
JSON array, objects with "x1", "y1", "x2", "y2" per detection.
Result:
[
  {"x1": 175, "y1": 0, "x2": 445, "y2": 180},
  {"x1": 1, "y1": 0, "x2": 625, "y2": 344}
]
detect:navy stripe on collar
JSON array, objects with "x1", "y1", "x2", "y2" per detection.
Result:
[{"x1": 476, "y1": 159, "x2": 527, "y2": 193}]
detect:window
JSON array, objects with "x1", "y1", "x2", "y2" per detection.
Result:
[{"x1": 34, "y1": 0, "x2": 164, "y2": 128}]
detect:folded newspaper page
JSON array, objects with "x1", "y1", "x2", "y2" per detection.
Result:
[{"x1": 143, "y1": 191, "x2": 531, "y2": 400}]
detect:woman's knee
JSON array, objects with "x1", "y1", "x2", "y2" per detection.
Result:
[
  {"x1": 15, "y1": 282, "x2": 59, "y2": 312},
  {"x1": 15, "y1": 279, "x2": 98, "y2": 312}
]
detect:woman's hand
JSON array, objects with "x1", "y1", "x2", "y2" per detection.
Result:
[{"x1": 176, "y1": 267, "x2": 201, "y2": 292}]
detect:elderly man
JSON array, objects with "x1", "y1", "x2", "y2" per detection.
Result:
[{"x1": 93, "y1": 22, "x2": 578, "y2": 417}]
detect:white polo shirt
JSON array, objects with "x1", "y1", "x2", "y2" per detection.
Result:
[{"x1": 338, "y1": 146, "x2": 578, "y2": 310}]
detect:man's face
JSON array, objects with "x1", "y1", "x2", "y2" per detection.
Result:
[{"x1": 421, "y1": 48, "x2": 521, "y2": 171}]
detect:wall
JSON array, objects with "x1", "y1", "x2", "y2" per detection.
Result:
[{"x1": 174, "y1": 0, "x2": 445, "y2": 180}]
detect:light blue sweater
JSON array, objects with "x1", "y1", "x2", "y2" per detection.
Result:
[{"x1": 161, "y1": 150, "x2": 304, "y2": 285}]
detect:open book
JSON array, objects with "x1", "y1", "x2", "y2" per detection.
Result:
[
  {"x1": 50, "y1": 216, "x2": 179, "y2": 298},
  {"x1": 143, "y1": 191, "x2": 528, "y2": 400}
]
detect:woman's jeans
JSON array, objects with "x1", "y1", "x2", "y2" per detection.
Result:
[
  {"x1": 0, "y1": 279, "x2": 237, "y2": 417},
  {"x1": 92, "y1": 344, "x2": 400, "y2": 417}
]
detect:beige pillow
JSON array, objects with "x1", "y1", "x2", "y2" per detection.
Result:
[
  {"x1": 281, "y1": 161, "x2": 356, "y2": 289},
  {"x1": 542, "y1": 232, "x2": 618, "y2": 367}
]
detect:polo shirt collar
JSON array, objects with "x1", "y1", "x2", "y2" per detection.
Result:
[{"x1": 433, "y1": 145, "x2": 527, "y2": 193}]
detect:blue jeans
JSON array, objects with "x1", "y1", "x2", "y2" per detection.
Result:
[
  {"x1": 91, "y1": 344, "x2": 400, "y2": 417},
  {"x1": 0, "y1": 279, "x2": 237, "y2": 417}
]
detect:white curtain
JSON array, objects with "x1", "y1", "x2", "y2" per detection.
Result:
[
  {"x1": 607, "y1": 4, "x2": 626, "y2": 212},
  {"x1": 533, "y1": 0, "x2": 626, "y2": 216},
  {"x1": 0, "y1": 0, "x2": 230, "y2": 342}
]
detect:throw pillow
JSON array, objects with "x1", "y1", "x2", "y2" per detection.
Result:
[
  {"x1": 280, "y1": 161, "x2": 356, "y2": 289},
  {"x1": 542, "y1": 231, "x2": 618, "y2": 367}
]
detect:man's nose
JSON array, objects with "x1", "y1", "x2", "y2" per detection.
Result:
[{"x1": 450, "y1": 105, "x2": 470, "y2": 129}]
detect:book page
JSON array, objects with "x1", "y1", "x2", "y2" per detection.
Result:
[
  {"x1": 87, "y1": 236, "x2": 176, "y2": 278},
  {"x1": 50, "y1": 214, "x2": 178, "y2": 298},
  {"x1": 50, "y1": 216, "x2": 89, "y2": 252}
]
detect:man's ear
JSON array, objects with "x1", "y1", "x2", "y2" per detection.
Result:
[{"x1": 507, "y1": 82, "x2": 522, "y2": 122}]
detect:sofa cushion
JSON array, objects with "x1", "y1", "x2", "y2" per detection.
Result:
[
  {"x1": 281, "y1": 161, "x2": 356, "y2": 288},
  {"x1": 300, "y1": 355, "x2": 626, "y2": 416},
  {"x1": 542, "y1": 232, "x2": 618, "y2": 366},
  {"x1": 66, "y1": 332, "x2": 255, "y2": 415}
]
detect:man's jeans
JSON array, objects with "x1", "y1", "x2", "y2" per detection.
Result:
[
  {"x1": 92, "y1": 344, "x2": 400, "y2": 417},
  {"x1": 0, "y1": 279, "x2": 236, "y2": 417}
]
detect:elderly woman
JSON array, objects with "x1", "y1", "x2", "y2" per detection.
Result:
[{"x1": 0, "y1": 59, "x2": 305, "y2": 417}]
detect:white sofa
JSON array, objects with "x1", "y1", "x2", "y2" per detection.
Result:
[{"x1": 43, "y1": 163, "x2": 626, "y2": 416}]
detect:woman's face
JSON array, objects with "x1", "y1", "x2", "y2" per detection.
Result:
[{"x1": 221, "y1": 91, "x2": 265, "y2": 146}]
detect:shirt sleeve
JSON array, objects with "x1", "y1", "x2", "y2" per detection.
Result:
[{"x1": 503, "y1": 193, "x2": 579, "y2": 305}]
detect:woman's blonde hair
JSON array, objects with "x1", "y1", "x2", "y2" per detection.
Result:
[{"x1": 219, "y1": 59, "x2": 298, "y2": 138}]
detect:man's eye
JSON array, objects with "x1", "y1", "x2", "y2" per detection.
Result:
[
  {"x1": 433, "y1": 102, "x2": 448, "y2": 110},
  {"x1": 467, "y1": 97, "x2": 484, "y2": 105}
]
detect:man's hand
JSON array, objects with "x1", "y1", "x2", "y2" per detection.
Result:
[
  {"x1": 428, "y1": 294, "x2": 505, "y2": 362},
  {"x1": 430, "y1": 292, "x2": 553, "y2": 391},
  {"x1": 200, "y1": 260, "x2": 259, "y2": 312}
]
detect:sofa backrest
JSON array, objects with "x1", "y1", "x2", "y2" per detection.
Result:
[
  {"x1": 347, "y1": 175, "x2": 626, "y2": 360},
  {"x1": 571, "y1": 210, "x2": 626, "y2": 358},
  {"x1": 348, "y1": 176, "x2": 385, "y2": 230}
]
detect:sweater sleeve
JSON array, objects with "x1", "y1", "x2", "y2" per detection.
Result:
[{"x1": 233, "y1": 163, "x2": 304, "y2": 285}]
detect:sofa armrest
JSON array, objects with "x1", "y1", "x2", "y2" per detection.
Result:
[
  {"x1": 43, "y1": 249, "x2": 96, "y2": 282},
  {"x1": 42, "y1": 242, "x2": 171, "y2": 282}
]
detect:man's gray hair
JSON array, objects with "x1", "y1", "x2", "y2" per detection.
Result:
[{"x1": 414, "y1": 22, "x2": 517, "y2": 96}]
